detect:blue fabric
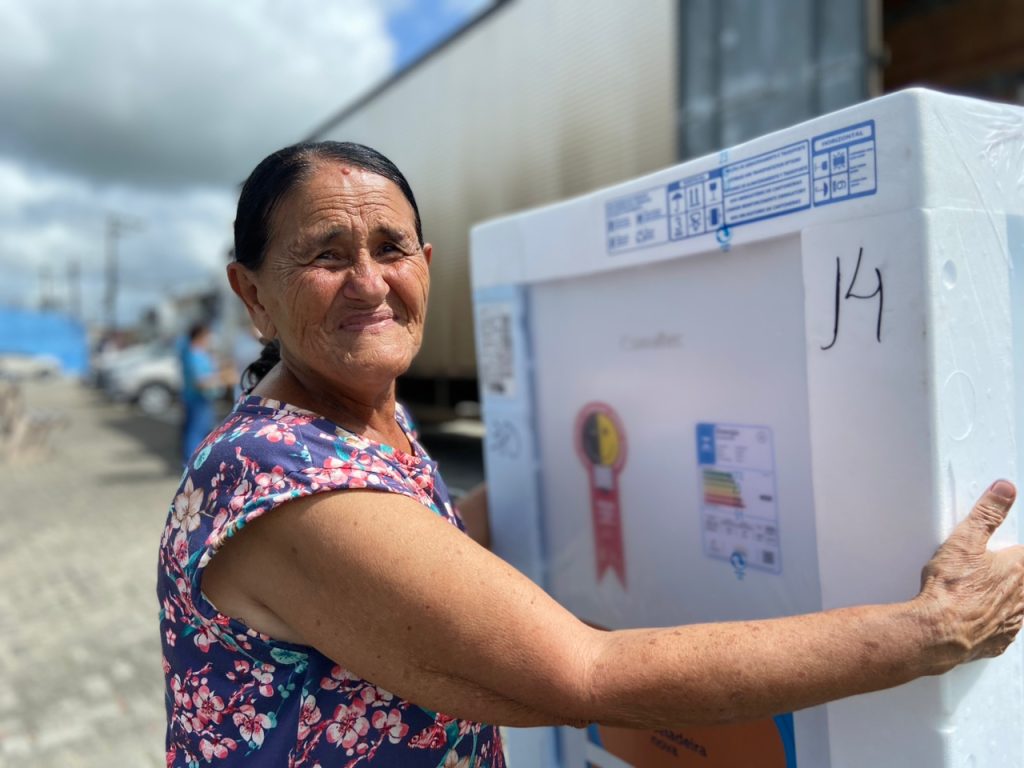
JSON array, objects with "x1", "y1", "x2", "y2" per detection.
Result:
[
  {"x1": 181, "y1": 345, "x2": 215, "y2": 405},
  {"x1": 180, "y1": 342, "x2": 218, "y2": 465},
  {"x1": 182, "y1": 398, "x2": 215, "y2": 467}
]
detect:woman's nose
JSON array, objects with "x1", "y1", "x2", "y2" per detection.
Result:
[{"x1": 342, "y1": 258, "x2": 388, "y2": 303}]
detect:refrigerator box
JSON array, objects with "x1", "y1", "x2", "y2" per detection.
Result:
[{"x1": 471, "y1": 88, "x2": 1024, "y2": 767}]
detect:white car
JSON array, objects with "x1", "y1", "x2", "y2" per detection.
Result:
[
  {"x1": 0, "y1": 353, "x2": 62, "y2": 380},
  {"x1": 102, "y1": 345, "x2": 183, "y2": 415}
]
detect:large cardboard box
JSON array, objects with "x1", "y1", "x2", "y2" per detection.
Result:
[{"x1": 471, "y1": 89, "x2": 1024, "y2": 767}]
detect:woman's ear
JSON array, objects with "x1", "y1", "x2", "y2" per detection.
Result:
[{"x1": 226, "y1": 263, "x2": 276, "y2": 340}]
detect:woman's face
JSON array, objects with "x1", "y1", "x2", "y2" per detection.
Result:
[{"x1": 242, "y1": 161, "x2": 431, "y2": 395}]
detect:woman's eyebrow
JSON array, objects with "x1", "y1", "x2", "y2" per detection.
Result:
[
  {"x1": 374, "y1": 224, "x2": 414, "y2": 245},
  {"x1": 312, "y1": 226, "x2": 351, "y2": 248},
  {"x1": 289, "y1": 223, "x2": 414, "y2": 256},
  {"x1": 287, "y1": 226, "x2": 350, "y2": 256}
]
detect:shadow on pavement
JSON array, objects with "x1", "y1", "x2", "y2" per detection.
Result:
[
  {"x1": 95, "y1": 398, "x2": 484, "y2": 494},
  {"x1": 101, "y1": 410, "x2": 183, "y2": 477}
]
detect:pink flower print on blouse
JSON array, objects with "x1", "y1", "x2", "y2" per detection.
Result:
[
  {"x1": 256, "y1": 423, "x2": 297, "y2": 445},
  {"x1": 170, "y1": 674, "x2": 191, "y2": 711},
  {"x1": 298, "y1": 695, "x2": 323, "y2": 741},
  {"x1": 302, "y1": 456, "x2": 353, "y2": 489},
  {"x1": 200, "y1": 733, "x2": 238, "y2": 761},
  {"x1": 233, "y1": 704, "x2": 273, "y2": 747},
  {"x1": 320, "y1": 664, "x2": 358, "y2": 692},
  {"x1": 372, "y1": 708, "x2": 410, "y2": 745},
  {"x1": 228, "y1": 478, "x2": 253, "y2": 513},
  {"x1": 325, "y1": 698, "x2": 371, "y2": 755},
  {"x1": 192, "y1": 614, "x2": 229, "y2": 654},
  {"x1": 254, "y1": 465, "x2": 288, "y2": 496},
  {"x1": 251, "y1": 663, "x2": 276, "y2": 697},
  {"x1": 194, "y1": 684, "x2": 226, "y2": 727},
  {"x1": 359, "y1": 685, "x2": 394, "y2": 708},
  {"x1": 171, "y1": 531, "x2": 190, "y2": 567},
  {"x1": 172, "y1": 477, "x2": 203, "y2": 532}
]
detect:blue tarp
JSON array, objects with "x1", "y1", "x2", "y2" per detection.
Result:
[{"x1": 0, "y1": 308, "x2": 89, "y2": 375}]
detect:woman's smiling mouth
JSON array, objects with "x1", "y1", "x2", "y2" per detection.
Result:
[{"x1": 340, "y1": 309, "x2": 397, "y2": 331}]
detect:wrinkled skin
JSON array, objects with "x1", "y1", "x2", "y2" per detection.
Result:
[
  {"x1": 918, "y1": 480, "x2": 1024, "y2": 669},
  {"x1": 227, "y1": 162, "x2": 432, "y2": 445}
]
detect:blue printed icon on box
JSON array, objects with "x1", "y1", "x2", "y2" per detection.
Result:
[{"x1": 605, "y1": 120, "x2": 877, "y2": 254}]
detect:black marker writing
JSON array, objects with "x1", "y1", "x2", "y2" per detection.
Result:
[{"x1": 821, "y1": 247, "x2": 884, "y2": 351}]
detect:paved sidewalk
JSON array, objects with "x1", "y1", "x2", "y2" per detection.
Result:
[
  {"x1": 0, "y1": 379, "x2": 486, "y2": 767},
  {"x1": 1, "y1": 378, "x2": 181, "y2": 767}
]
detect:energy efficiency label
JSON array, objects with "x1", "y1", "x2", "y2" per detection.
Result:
[{"x1": 696, "y1": 423, "x2": 781, "y2": 576}]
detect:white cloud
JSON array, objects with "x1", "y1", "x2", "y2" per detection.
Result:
[
  {"x1": 0, "y1": 0, "x2": 403, "y2": 328},
  {"x1": 0, "y1": 159, "x2": 235, "y2": 324},
  {"x1": 0, "y1": 0, "x2": 397, "y2": 188}
]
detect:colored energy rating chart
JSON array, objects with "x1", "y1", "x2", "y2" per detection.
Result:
[
  {"x1": 701, "y1": 469, "x2": 745, "y2": 509},
  {"x1": 696, "y1": 423, "x2": 781, "y2": 576}
]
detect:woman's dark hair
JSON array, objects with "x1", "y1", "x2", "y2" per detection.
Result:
[{"x1": 234, "y1": 141, "x2": 422, "y2": 394}]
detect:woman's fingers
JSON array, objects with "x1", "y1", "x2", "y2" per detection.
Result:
[
  {"x1": 917, "y1": 480, "x2": 1024, "y2": 666},
  {"x1": 953, "y1": 480, "x2": 1017, "y2": 553}
]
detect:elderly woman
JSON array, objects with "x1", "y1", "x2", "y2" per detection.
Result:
[{"x1": 157, "y1": 142, "x2": 1024, "y2": 767}]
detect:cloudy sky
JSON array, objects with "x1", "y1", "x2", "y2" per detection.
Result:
[{"x1": 0, "y1": 0, "x2": 490, "y2": 328}]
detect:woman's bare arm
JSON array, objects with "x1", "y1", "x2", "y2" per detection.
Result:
[{"x1": 202, "y1": 481, "x2": 1024, "y2": 729}]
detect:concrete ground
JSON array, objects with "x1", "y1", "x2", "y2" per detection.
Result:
[
  {"x1": 0, "y1": 377, "x2": 484, "y2": 767},
  {"x1": 0, "y1": 378, "x2": 179, "y2": 766}
]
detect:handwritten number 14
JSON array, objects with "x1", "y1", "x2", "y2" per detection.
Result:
[{"x1": 821, "y1": 247, "x2": 883, "y2": 351}]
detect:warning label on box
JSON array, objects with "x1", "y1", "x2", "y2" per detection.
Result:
[
  {"x1": 477, "y1": 303, "x2": 518, "y2": 398},
  {"x1": 605, "y1": 120, "x2": 877, "y2": 255}
]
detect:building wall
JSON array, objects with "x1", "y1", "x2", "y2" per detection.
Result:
[
  {"x1": 678, "y1": 0, "x2": 873, "y2": 159},
  {"x1": 315, "y1": 0, "x2": 679, "y2": 378},
  {"x1": 883, "y1": 0, "x2": 1024, "y2": 103}
]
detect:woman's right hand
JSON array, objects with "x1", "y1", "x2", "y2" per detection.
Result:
[{"x1": 915, "y1": 480, "x2": 1024, "y2": 672}]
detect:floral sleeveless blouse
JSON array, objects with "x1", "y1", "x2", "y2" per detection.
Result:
[{"x1": 157, "y1": 396, "x2": 505, "y2": 767}]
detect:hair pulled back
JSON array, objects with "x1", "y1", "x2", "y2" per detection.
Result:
[{"x1": 233, "y1": 141, "x2": 422, "y2": 394}]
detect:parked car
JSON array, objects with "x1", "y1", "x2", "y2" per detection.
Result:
[
  {"x1": 98, "y1": 343, "x2": 183, "y2": 416},
  {"x1": 90, "y1": 343, "x2": 161, "y2": 391},
  {"x1": 0, "y1": 353, "x2": 62, "y2": 381}
]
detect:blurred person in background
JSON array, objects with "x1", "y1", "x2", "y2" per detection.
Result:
[
  {"x1": 179, "y1": 321, "x2": 224, "y2": 466},
  {"x1": 157, "y1": 142, "x2": 1024, "y2": 767}
]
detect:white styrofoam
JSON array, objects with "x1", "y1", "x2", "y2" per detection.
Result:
[{"x1": 472, "y1": 89, "x2": 1024, "y2": 767}]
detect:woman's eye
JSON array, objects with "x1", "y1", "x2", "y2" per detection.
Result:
[{"x1": 314, "y1": 251, "x2": 338, "y2": 262}]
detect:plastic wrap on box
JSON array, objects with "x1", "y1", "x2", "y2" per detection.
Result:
[{"x1": 472, "y1": 89, "x2": 1024, "y2": 767}]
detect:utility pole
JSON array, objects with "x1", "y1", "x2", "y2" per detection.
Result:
[
  {"x1": 103, "y1": 213, "x2": 144, "y2": 332},
  {"x1": 38, "y1": 265, "x2": 57, "y2": 310},
  {"x1": 68, "y1": 258, "x2": 82, "y2": 321}
]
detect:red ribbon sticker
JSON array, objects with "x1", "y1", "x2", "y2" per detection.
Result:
[{"x1": 575, "y1": 402, "x2": 628, "y2": 587}]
